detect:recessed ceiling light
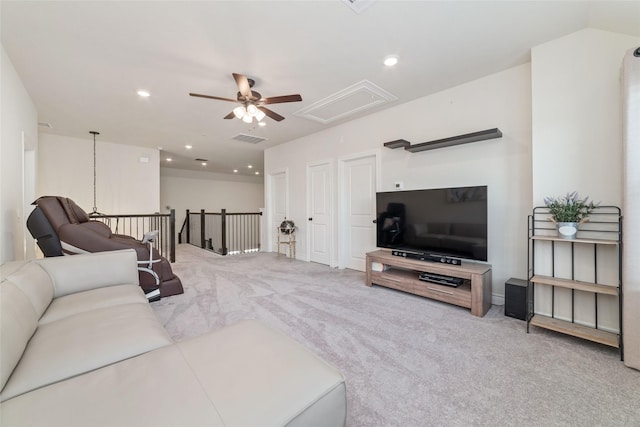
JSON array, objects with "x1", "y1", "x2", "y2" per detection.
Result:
[
  {"x1": 137, "y1": 90, "x2": 151, "y2": 97},
  {"x1": 383, "y1": 56, "x2": 398, "y2": 67},
  {"x1": 258, "y1": 122, "x2": 266, "y2": 127},
  {"x1": 248, "y1": 165, "x2": 253, "y2": 169},
  {"x1": 185, "y1": 145, "x2": 192, "y2": 149},
  {"x1": 201, "y1": 162, "x2": 207, "y2": 166},
  {"x1": 233, "y1": 169, "x2": 238, "y2": 173},
  {"x1": 166, "y1": 158, "x2": 172, "y2": 162},
  {"x1": 255, "y1": 171, "x2": 260, "y2": 175}
]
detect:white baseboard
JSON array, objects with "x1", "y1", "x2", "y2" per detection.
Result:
[{"x1": 492, "y1": 293, "x2": 505, "y2": 306}]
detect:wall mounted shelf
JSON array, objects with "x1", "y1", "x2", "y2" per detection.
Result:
[
  {"x1": 383, "y1": 139, "x2": 411, "y2": 149},
  {"x1": 383, "y1": 128, "x2": 502, "y2": 153}
]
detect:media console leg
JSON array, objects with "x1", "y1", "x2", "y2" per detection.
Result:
[
  {"x1": 365, "y1": 255, "x2": 372, "y2": 287},
  {"x1": 470, "y1": 271, "x2": 492, "y2": 317}
]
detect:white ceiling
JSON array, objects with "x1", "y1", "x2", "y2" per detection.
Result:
[{"x1": 2, "y1": 1, "x2": 639, "y2": 175}]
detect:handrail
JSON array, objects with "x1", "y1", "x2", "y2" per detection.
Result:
[
  {"x1": 91, "y1": 209, "x2": 176, "y2": 262},
  {"x1": 183, "y1": 209, "x2": 262, "y2": 255}
]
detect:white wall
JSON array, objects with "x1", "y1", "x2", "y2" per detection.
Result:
[
  {"x1": 160, "y1": 168, "x2": 264, "y2": 229},
  {"x1": 266, "y1": 64, "x2": 533, "y2": 303},
  {"x1": 38, "y1": 133, "x2": 160, "y2": 214},
  {"x1": 0, "y1": 46, "x2": 38, "y2": 263},
  {"x1": 532, "y1": 28, "x2": 640, "y2": 205},
  {"x1": 531, "y1": 29, "x2": 640, "y2": 333}
]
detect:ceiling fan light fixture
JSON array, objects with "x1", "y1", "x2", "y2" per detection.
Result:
[
  {"x1": 246, "y1": 103, "x2": 258, "y2": 116},
  {"x1": 233, "y1": 106, "x2": 246, "y2": 119},
  {"x1": 242, "y1": 114, "x2": 253, "y2": 123},
  {"x1": 254, "y1": 109, "x2": 266, "y2": 121}
]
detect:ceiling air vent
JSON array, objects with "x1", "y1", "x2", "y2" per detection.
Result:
[
  {"x1": 38, "y1": 122, "x2": 52, "y2": 128},
  {"x1": 194, "y1": 158, "x2": 208, "y2": 162},
  {"x1": 232, "y1": 134, "x2": 267, "y2": 144},
  {"x1": 342, "y1": 0, "x2": 376, "y2": 14}
]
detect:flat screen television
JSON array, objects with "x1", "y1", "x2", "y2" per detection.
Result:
[{"x1": 376, "y1": 186, "x2": 488, "y2": 262}]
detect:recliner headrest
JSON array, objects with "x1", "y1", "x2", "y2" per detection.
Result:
[{"x1": 67, "y1": 198, "x2": 90, "y2": 223}]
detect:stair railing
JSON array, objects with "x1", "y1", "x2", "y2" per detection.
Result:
[
  {"x1": 181, "y1": 209, "x2": 261, "y2": 256},
  {"x1": 91, "y1": 209, "x2": 176, "y2": 262}
]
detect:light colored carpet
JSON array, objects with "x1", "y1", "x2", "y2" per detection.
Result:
[{"x1": 151, "y1": 244, "x2": 640, "y2": 426}]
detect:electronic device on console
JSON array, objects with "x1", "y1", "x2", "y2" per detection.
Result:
[
  {"x1": 418, "y1": 272, "x2": 464, "y2": 287},
  {"x1": 377, "y1": 186, "x2": 488, "y2": 263},
  {"x1": 391, "y1": 249, "x2": 461, "y2": 265}
]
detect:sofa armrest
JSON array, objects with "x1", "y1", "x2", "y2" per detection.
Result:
[{"x1": 35, "y1": 250, "x2": 139, "y2": 298}]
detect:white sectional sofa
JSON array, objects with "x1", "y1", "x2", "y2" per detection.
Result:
[{"x1": 0, "y1": 250, "x2": 347, "y2": 427}]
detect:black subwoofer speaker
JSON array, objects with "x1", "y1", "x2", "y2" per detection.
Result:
[{"x1": 505, "y1": 278, "x2": 528, "y2": 321}]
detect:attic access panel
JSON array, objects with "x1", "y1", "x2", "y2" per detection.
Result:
[{"x1": 296, "y1": 80, "x2": 397, "y2": 125}]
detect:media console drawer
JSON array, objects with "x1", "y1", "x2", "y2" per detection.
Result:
[
  {"x1": 365, "y1": 250, "x2": 491, "y2": 317},
  {"x1": 414, "y1": 281, "x2": 472, "y2": 308},
  {"x1": 370, "y1": 271, "x2": 415, "y2": 293}
]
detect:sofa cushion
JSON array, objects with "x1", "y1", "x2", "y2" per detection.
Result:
[
  {"x1": 0, "y1": 320, "x2": 346, "y2": 427},
  {"x1": 39, "y1": 284, "x2": 146, "y2": 325},
  {"x1": 0, "y1": 261, "x2": 27, "y2": 280},
  {"x1": 0, "y1": 301, "x2": 172, "y2": 401},
  {"x1": 0, "y1": 282, "x2": 39, "y2": 392},
  {"x1": 177, "y1": 320, "x2": 347, "y2": 427},
  {"x1": 5, "y1": 262, "x2": 54, "y2": 319},
  {"x1": 0, "y1": 345, "x2": 225, "y2": 427},
  {"x1": 34, "y1": 249, "x2": 140, "y2": 298}
]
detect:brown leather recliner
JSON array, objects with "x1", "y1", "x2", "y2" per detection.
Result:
[{"x1": 26, "y1": 196, "x2": 183, "y2": 299}]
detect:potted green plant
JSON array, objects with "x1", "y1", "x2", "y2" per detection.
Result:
[{"x1": 543, "y1": 191, "x2": 599, "y2": 239}]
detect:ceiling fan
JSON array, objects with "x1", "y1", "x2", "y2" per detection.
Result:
[{"x1": 189, "y1": 73, "x2": 302, "y2": 123}]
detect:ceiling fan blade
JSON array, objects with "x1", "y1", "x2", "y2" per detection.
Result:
[
  {"x1": 189, "y1": 93, "x2": 238, "y2": 103},
  {"x1": 261, "y1": 94, "x2": 303, "y2": 105},
  {"x1": 223, "y1": 111, "x2": 235, "y2": 119},
  {"x1": 232, "y1": 73, "x2": 252, "y2": 98},
  {"x1": 258, "y1": 106, "x2": 285, "y2": 122}
]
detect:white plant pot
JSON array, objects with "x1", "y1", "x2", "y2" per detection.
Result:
[{"x1": 557, "y1": 222, "x2": 579, "y2": 239}]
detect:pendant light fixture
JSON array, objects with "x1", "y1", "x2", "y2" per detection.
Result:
[{"x1": 88, "y1": 131, "x2": 103, "y2": 217}]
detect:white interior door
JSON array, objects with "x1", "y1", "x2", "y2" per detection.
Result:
[
  {"x1": 268, "y1": 170, "x2": 288, "y2": 252},
  {"x1": 308, "y1": 161, "x2": 332, "y2": 265},
  {"x1": 340, "y1": 154, "x2": 377, "y2": 271}
]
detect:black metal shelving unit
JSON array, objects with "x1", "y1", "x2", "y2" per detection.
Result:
[{"x1": 526, "y1": 206, "x2": 623, "y2": 359}]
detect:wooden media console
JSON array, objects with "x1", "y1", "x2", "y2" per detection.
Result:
[{"x1": 365, "y1": 250, "x2": 492, "y2": 317}]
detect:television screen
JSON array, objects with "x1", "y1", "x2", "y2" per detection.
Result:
[{"x1": 376, "y1": 186, "x2": 488, "y2": 262}]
